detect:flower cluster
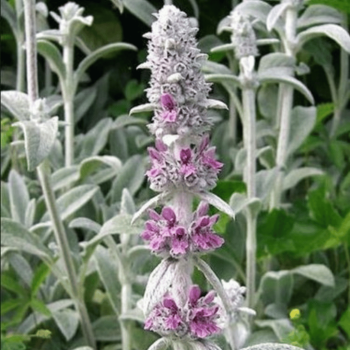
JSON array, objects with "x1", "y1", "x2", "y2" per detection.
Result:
[
  {"x1": 141, "y1": 201, "x2": 224, "y2": 258},
  {"x1": 138, "y1": 5, "x2": 227, "y2": 344},
  {"x1": 145, "y1": 285, "x2": 221, "y2": 339},
  {"x1": 146, "y1": 135, "x2": 223, "y2": 192},
  {"x1": 50, "y1": 2, "x2": 93, "y2": 44},
  {"x1": 230, "y1": 11, "x2": 258, "y2": 59},
  {"x1": 141, "y1": 5, "x2": 213, "y2": 137}
]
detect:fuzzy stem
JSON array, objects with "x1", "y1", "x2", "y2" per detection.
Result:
[
  {"x1": 37, "y1": 163, "x2": 96, "y2": 348},
  {"x1": 63, "y1": 40, "x2": 75, "y2": 167},
  {"x1": 193, "y1": 257, "x2": 236, "y2": 350},
  {"x1": 104, "y1": 236, "x2": 132, "y2": 350},
  {"x1": 242, "y1": 87, "x2": 257, "y2": 310},
  {"x1": 228, "y1": 53, "x2": 238, "y2": 144},
  {"x1": 121, "y1": 283, "x2": 132, "y2": 350},
  {"x1": 23, "y1": 0, "x2": 38, "y2": 102},
  {"x1": 23, "y1": 1, "x2": 95, "y2": 347},
  {"x1": 16, "y1": 41, "x2": 26, "y2": 92},
  {"x1": 15, "y1": 0, "x2": 25, "y2": 92},
  {"x1": 270, "y1": 3, "x2": 297, "y2": 209},
  {"x1": 330, "y1": 15, "x2": 349, "y2": 138}
]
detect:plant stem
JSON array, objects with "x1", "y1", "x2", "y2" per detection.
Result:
[
  {"x1": 270, "y1": 3, "x2": 297, "y2": 209},
  {"x1": 37, "y1": 162, "x2": 96, "y2": 349},
  {"x1": 23, "y1": 1, "x2": 95, "y2": 347},
  {"x1": 121, "y1": 283, "x2": 132, "y2": 350},
  {"x1": 63, "y1": 41, "x2": 75, "y2": 167},
  {"x1": 23, "y1": 0, "x2": 38, "y2": 103},
  {"x1": 16, "y1": 41, "x2": 26, "y2": 92},
  {"x1": 104, "y1": 236, "x2": 132, "y2": 350},
  {"x1": 330, "y1": 15, "x2": 349, "y2": 138},
  {"x1": 15, "y1": 0, "x2": 25, "y2": 92},
  {"x1": 241, "y1": 86, "x2": 257, "y2": 312},
  {"x1": 228, "y1": 53, "x2": 238, "y2": 144}
]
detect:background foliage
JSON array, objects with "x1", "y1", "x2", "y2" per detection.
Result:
[{"x1": 1, "y1": 0, "x2": 349, "y2": 350}]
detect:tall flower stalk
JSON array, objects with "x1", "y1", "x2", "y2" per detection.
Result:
[
  {"x1": 132, "y1": 5, "x2": 249, "y2": 349},
  {"x1": 22, "y1": 0, "x2": 95, "y2": 347},
  {"x1": 270, "y1": 0, "x2": 301, "y2": 209},
  {"x1": 230, "y1": 11, "x2": 259, "y2": 313},
  {"x1": 49, "y1": 3, "x2": 93, "y2": 167}
]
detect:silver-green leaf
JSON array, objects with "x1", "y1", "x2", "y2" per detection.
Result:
[
  {"x1": 1, "y1": 91, "x2": 30, "y2": 121},
  {"x1": 14, "y1": 118, "x2": 59, "y2": 171}
]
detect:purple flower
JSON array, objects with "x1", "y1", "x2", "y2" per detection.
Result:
[
  {"x1": 161, "y1": 93, "x2": 176, "y2": 111},
  {"x1": 190, "y1": 202, "x2": 224, "y2": 252},
  {"x1": 144, "y1": 286, "x2": 221, "y2": 339}
]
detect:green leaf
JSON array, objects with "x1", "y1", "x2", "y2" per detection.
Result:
[
  {"x1": 258, "y1": 53, "x2": 295, "y2": 74},
  {"x1": 297, "y1": 24, "x2": 350, "y2": 53},
  {"x1": 1, "y1": 299, "x2": 23, "y2": 315},
  {"x1": 30, "y1": 299, "x2": 51, "y2": 317},
  {"x1": 25, "y1": 198, "x2": 36, "y2": 228},
  {"x1": 197, "y1": 191, "x2": 235, "y2": 218},
  {"x1": 267, "y1": 3, "x2": 289, "y2": 32},
  {"x1": 8, "y1": 170, "x2": 29, "y2": 225},
  {"x1": 297, "y1": 5, "x2": 343, "y2": 28},
  {"x1": 307, "y1": 188, "x2": 342, "y2": 228},
  {"x1": 111, "y1": 155, "x2": 145, "y2": 202},
  {"x1": 74, "y1": 43, "x2": 136, "y2": 87},
  {"x1": 87, "y1": 214, "x2": 144, "y2": 249},
  {"x1": 123, "y1": 0, "x2": 157, "y2": 27},
  {"x1": 255, "y1": 168, "x2": 278, "y2": 201},
  {"x1": 52, "y1": 309, "x2": 79, "y2": 341},
  {"x1": 292, "y1": 264, "x2": 335, "y2": 287},
  {"x1": 79, "y1": 156, "x2": 122, "y2": 180},
  {"x1": 18, "y1": 299, "x2": 74, "y2": 334},
  {"x1": 93, "y1": 246, "x2": 120, "y2": 314},
  {"x1": 78, "y1": 118, "x2": 113, "y2": 159},
  {"x1": 74, "y1": 86, "x2": 97, "y2": 123},
  {"x1": 230, "y1": 193, "x2": 261, "y2": 217},
  {"x1": 258, "y1": 209, "x2": 295, "y2": 256},
  {"x1": 1, "y1": 274, "x2": 27, "y2": 297},
  {"x1": 204, "y1": 73, "x2": 241, "y2": 88},
  {"x1": 306, "y1": 0, "x2": 350, "y2": 14},
  {"x1": 125, "y1": 79, "x2": 146, "y2": 101},
  {"x1": 283, "y1": 167, "x2": 323, "y2": 190},
  {"x1": 69, "y1": 217, "x2": 101, "y2": 234},
  {"x1": 51, "y1": 166, "x2": 80, "y2": 192},
  {"x1": 254, "y1": 320, "x2": 294, "y2": 342},
  {"x1": 259, "y1": 270, "x2": 294, "y2": 305},
  {"x1": 1, "y1": 218, "x2": 50, "y2": 258},
  {"x1": 14, "y1": 118, "x2": 59, "y2": 171},
  {"x1": 259, "y1": 69, "x2": 315, "y2": 104},
  {"x1": 8, "y1": 252, "x2": 33, "y2": 287},
  {"x1": 316, "y1": 103, "x2": 334, "y2": 125},
  {"x1": 37, "y1": 40, "x2": 66, "y2": 84},
  {"x1": 41, "y1": 185, "x2": 99, "y2": 222},
  {"x1": 339, "y1": 307, "x2": 350, "y2": 337},
  {"x1": 31, "y1": 263, "x2": 50, "y2": 296},
  {"x1": 1, "y1": 91, "x2": 30, "y2": 121},
  {"x1": 92, "y1": 316, "x2": 121, "y2": 341},
  {"x1": 120, "y1": 188, "x2": 136, "y2": 215},
  {"x1": 287, "y1": 106, "x2": 317, "y2": 156},
  {"x1": 112, "y1": 115, "x2": 148, "y2": 129},
  {"x1": 1, "y1": 0, "x2": 18, "y2": 38}
]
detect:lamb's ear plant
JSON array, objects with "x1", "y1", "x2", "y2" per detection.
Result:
[
  {"x1": 36, "y1": 1, "x2": 136, "y2": 166},
  {"x1": 1, "y1": 0, "x2": 97, "y2": 347},
  {"x1": 131, "y1": 4, "x2": 305, "y2": 350}
]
